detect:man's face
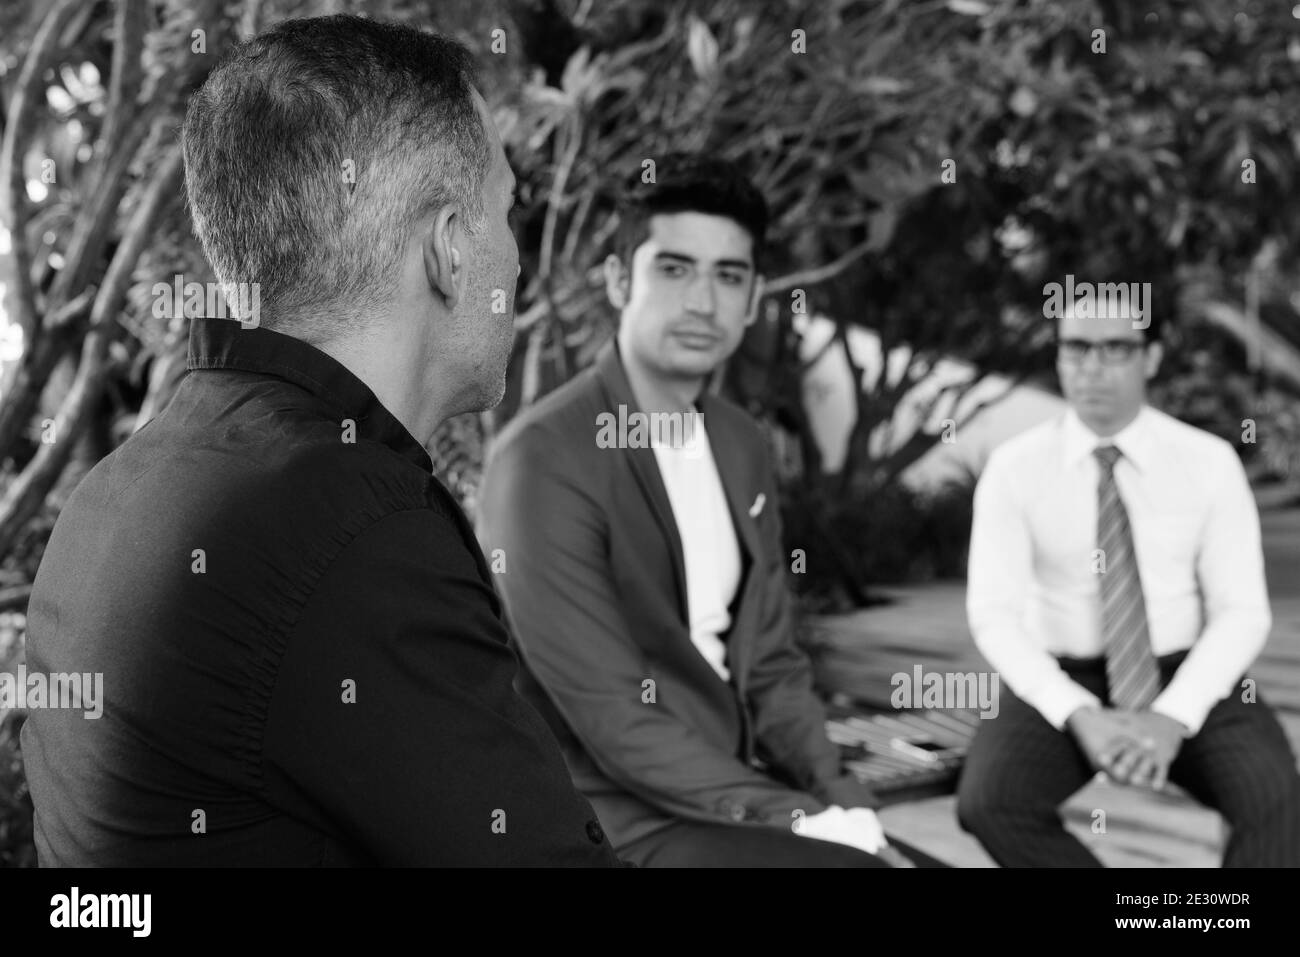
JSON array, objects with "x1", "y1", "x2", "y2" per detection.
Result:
[
  {"x1": 1056, "y1": 310, "x2": 1162, "y2": 431},
  {"x1": 454, "y1": 91, "x2": 519, "y2": 410},
  {"x1": 612, "y1": 211, "x2": 759, "y2": 383}
]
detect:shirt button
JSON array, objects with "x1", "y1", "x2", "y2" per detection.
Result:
[{"x1": 585, "y1": 820, "x2": 605, "y2": 844}]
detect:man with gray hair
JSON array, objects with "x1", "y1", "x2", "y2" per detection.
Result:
[{"x1": 22, "y1": 14, "x2": 620, "y2": 866}]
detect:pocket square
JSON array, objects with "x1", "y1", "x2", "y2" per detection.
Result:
[{"x1": 748, "y1": 493, "x2": 766, "y2": 517}]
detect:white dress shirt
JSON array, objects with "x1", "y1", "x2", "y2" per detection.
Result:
[
  {"x1": 967, "y1": 405, "x2": 1272, "y2": 733},
  {"x1": 652, "y1": 418, "x2": 742, "y2": 683}
]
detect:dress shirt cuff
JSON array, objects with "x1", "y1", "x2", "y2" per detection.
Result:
[
  {"x1": 1150, "y1": 691, "x2": 1210, "y2": 738},
  {"x1": 1035, "y1": 681, "x2": 1104, "y2": 732}
]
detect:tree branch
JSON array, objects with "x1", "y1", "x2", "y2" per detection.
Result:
[
  {"x1": 0, "y1": 23, "x2": 213, "y2": 460},
  {"x1": 0, "y1": 147, "x2": 184, "y2": 560},
  {"x1": 0, "y1": 103, "x2": 164, "y2": 459},
  {"x1": 0, "y1": 0, "x2": 88, "y2": 383},
  {"x1": 765, "y1": 237, "x2": 875, "y2": 295},
  {"x1": 48, "y1": 59, "x2": 185, "y2": 309},
  {"x1": 0, "y1": 584, "x2": 33, "y2": 613},
  {"x1": 97, "y1": 0, "x2": 146, "y2": 171},
  {"x1": 875, "y1": 374, "x2": 1026, "y2": 488}
]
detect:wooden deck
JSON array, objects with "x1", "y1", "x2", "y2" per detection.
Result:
[{"x1": 802, "y1": 506, "x2": 1300, "y2": 867}]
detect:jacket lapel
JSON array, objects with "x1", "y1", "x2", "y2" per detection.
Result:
[
  {"x1": 698, "y1": 393, "x2": 761, "y2": 688},
  {"x1": 700, "y1": 394, "x2": 760, "y2": 572},
  {"x1": 594, "y1": 342, "x2": 689, "y2": 622}
]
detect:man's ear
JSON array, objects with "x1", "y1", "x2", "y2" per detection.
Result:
[
  {"x1": 604, "y1": 254, "x2": 630, "y2": 309},
  {"x1": 1144, "y1": 341, "x2": 1164, "y2": 380},
  {"x1": 422, "y1": 206, "x2": 464, "y2": 310},
  {"x1": 744, "y1": 274, "x2": 766, "y2": 327}
]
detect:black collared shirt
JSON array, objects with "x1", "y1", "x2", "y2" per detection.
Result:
[{"x1": 21, "y1": 317, "x2": 619, "y2": 866}]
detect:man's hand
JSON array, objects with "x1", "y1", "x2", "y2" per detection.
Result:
[
  {"x1": 841, "y1": 806, "x2": 888, "y2": 855},
  {"x1": 1066, "y1": 706, "x2": 1140, "y2": 777},
  {"x1": 1101, "y1": 711, "x2": 1188, "y2": 790},
  {"x1": 796, "y1": 805, "x2": 890, "y2": 855}
]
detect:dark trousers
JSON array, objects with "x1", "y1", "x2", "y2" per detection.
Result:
[
  {"x1": 956, "y1": 652, "x2": 1300, "y2": 867},
  {"x1": 618, "y1": 821, "x2": 949, "y2": 868}
]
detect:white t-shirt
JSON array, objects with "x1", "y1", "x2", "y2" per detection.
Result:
[{"x1": 651, "y1": 417, "x2": 743, "y2": 683}]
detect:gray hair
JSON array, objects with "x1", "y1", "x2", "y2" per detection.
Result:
[{"x1": 181, "y1": 14, "x2": 490, "y2": 335}]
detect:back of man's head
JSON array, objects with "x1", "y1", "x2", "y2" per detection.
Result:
[{"x1": 182, "y1": 14, "x2": 490, "y2": 340}]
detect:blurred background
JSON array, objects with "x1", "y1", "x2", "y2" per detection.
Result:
[{"x1": 0, "y1": 0, "x2": 1297, "y2": 866}]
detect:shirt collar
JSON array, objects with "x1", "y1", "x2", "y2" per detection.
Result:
[
  {"x1": 186, "y1": 317, "x2": 433, "y2": 472},
  {"x1": 1060, "y1": 404, "x2": 1154, "y2": 473}
]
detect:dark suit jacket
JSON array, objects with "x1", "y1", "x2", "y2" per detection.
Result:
[
  {"x1": 21, "y1": 317, "x2": 620, "y2": 866},
  {"x1": 478, "y1": 341, "x2": 878, "y2": 850}
]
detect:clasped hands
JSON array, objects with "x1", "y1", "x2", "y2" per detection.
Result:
[{"x1": 1067, "y1": 706, "x2": 1189, "y2": 790}]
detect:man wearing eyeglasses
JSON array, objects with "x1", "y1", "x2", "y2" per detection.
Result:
[{"x1": 957, "y1": 300, "x2": 1300, "y2": 867}]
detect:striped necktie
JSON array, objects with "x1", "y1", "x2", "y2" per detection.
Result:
[{"x1": 1094, "y1": 445, "x2": 1161, "y2": 709}]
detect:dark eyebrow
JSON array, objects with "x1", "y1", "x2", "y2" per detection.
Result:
[{"x1": 653, "y1": 251, "x2": 752, "y2": 271}]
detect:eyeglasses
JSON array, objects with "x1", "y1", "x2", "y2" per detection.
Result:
[{"x1": 1057, "y1": 338, "x2": 1146, "y2": 365}]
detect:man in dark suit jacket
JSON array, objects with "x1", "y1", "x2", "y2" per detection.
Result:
[
  {"x1": 21, "y1": 15, "x2": 618, "y2": 867},
  {"x1": 479, "y1": 155, "x2": 941, "y2": 866}
]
